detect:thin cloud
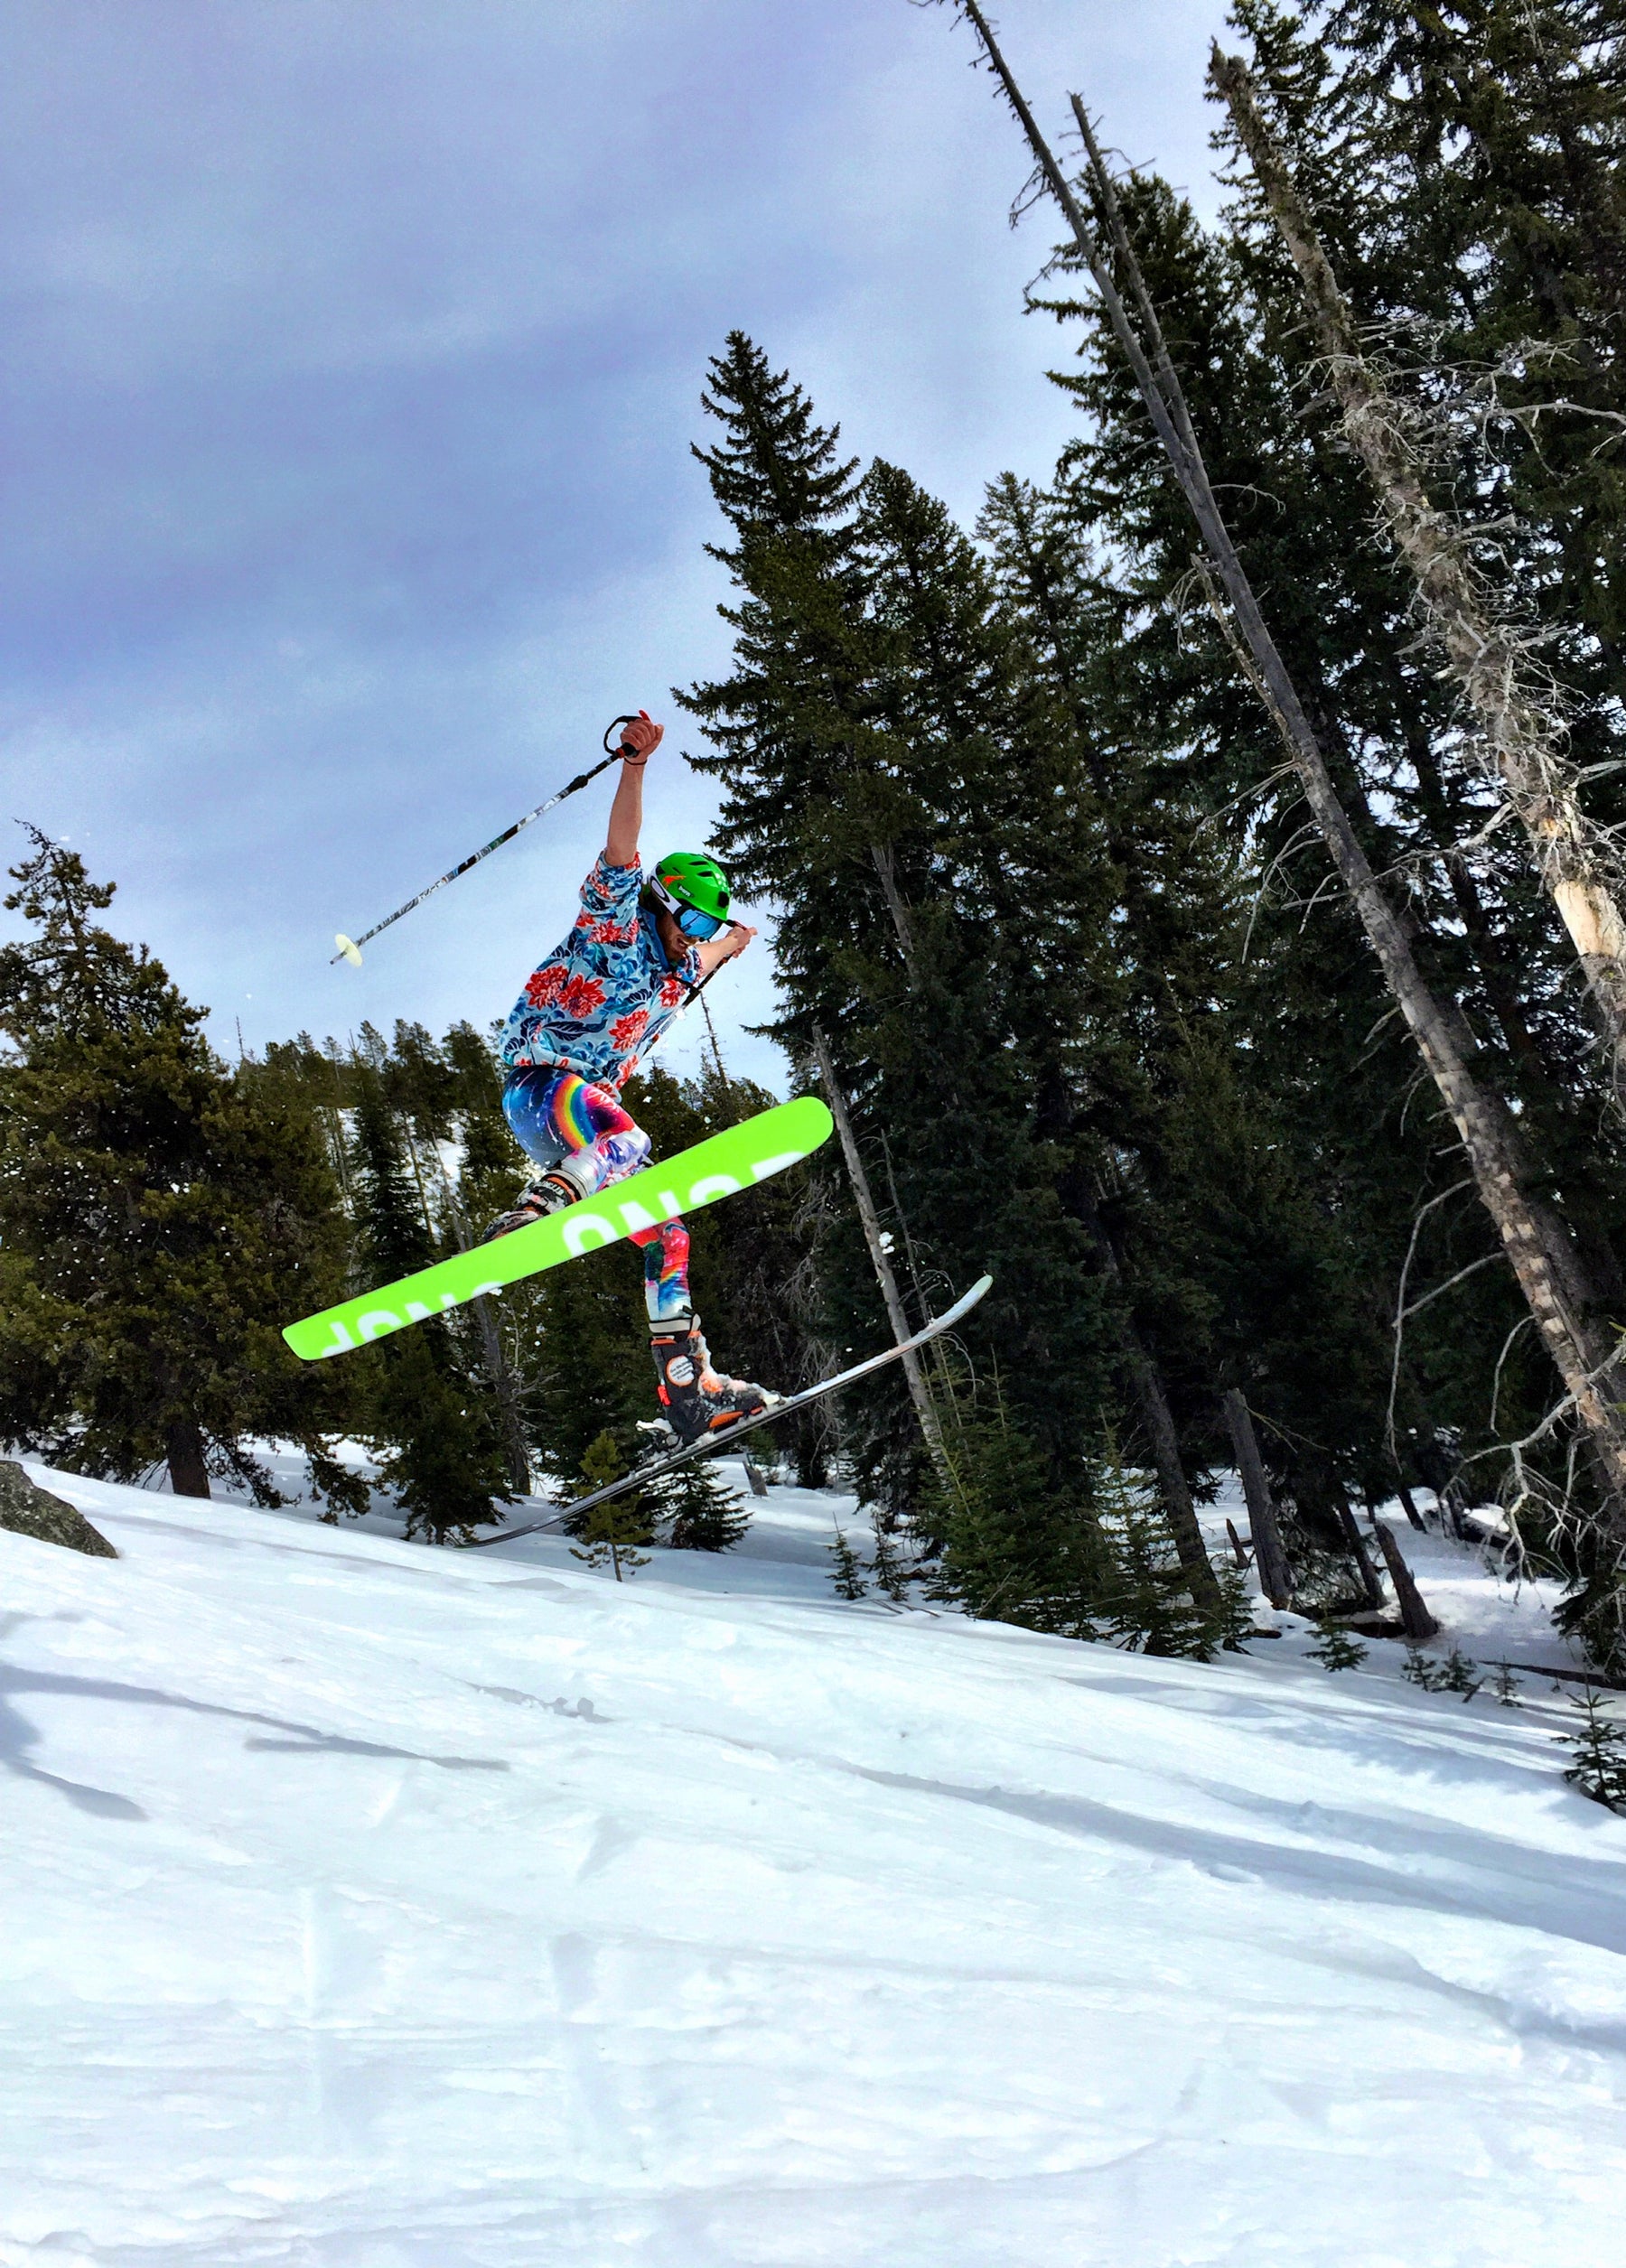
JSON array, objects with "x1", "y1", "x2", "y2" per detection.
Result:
[{"x1": 0, "y1": 0, "x2": 1229, "y2": 1087}]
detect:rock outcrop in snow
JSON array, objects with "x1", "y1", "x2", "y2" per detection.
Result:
[{"x1": 0, "y1": 1459, "x2": 117, "y2": 1556}]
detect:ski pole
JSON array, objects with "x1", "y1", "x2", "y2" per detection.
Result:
[
  {"x1": 626, "y1": 948, "x2": 733, "y2": 1075},
  {"x1": 332, "y1": 714, "x2": 642, "y2": 966}
]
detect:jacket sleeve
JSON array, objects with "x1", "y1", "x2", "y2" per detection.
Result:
[{"x1": 579, "y1": 853, "x2": 642, "y2": 924}]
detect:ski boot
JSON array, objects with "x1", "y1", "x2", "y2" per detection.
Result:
[
  {"x1": 478, "y1": 1169, "x2": 581, "y2": 1243},
  {"x1": 647, "y1": 1314, "x2": 780, "y2": 1447}
]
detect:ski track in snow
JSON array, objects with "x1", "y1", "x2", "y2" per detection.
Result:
[{"x1": 3, "y1": 1458, "x2": 1624, "y2": 2267}]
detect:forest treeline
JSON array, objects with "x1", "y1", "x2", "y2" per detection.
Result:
[{"x1": 2, "y1": 0, "x2": 1623, "y2": 1666}]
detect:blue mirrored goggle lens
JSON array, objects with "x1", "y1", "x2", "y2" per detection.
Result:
[{"x1": 677, "y1": 903, "x2": 725, "y2": 940}]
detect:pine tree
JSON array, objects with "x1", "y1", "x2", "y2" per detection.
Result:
[
  {"x1": 651, "y1": 1458, "x2": 751, "y2": 1553},
  {"x1": 1092, "y1": 1443, "x2": 1212, "y2": 1657},
  {"x1": 979, "y1": 462, "x2": 1415, "y2": 1597},
  {"x1": 571, "y1": 1431, "x2": 652, "y2": 1580},
  {"x1": 868, "y1": 1524, "x2": 913, "y2": 1603},
  {"x1": 1209, "y1": 1563, "x2": 1259, "y2": 1653},
  {"x1": 1491, "y1": 1661, "x2": 1523, "y2": 1707},
  {"x1": 1307, "y1": 1618, "x2": 1369, "y2": 1673},
  {"x1": 346, "y1": 1069, "x2": 511, "y2": 1544},
  {"x1": 827, "y1": 1526, "x2": 870, "y2": 1600},
  {"x1": 682, "y1": 334, "x2": 1127, "y2": 1574},
  {"x1": 0, "y1": 830, "x2": 356, "y2": 1498},
  {"x1": 1435, "y1": 1647, "x2": 1483, "y2": 1698},
  {"x1": 1027, "y1": 84, "x2": 1626, "y2": 1626},
  {"x1": 924, "y1": 1375, "x2": 1112, "y2": 1634},
  {"x1": 256, "y1": 1016, "x2": 542, "y2": 1501},
  {"x1": 1207, "y1": 0, "x2": 1626, "y2": 1636},
  {"x1": 1558, "y1": 1686, "x2": 1626, "y2": 1811},
  {"x1": 1294, "y1": 0, "x2": 1626, "y2": 688},
  {"x1": 438, "y1": 1020, "x2": 537, "y2": 1495}
]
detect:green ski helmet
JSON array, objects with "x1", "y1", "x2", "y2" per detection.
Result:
[{"x1": 649, "y1": 851, "x2": 732, "y2": 939}]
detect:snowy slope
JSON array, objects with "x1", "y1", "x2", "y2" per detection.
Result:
[{"x1": 4, "y1": 1465, "x2": 1625, "y2": 2268}]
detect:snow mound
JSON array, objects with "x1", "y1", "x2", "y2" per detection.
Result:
[{"x1": 3, "y1": 1464, "x2": 1624, "y2": 2267}]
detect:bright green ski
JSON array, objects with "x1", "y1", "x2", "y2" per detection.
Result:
[{"x1": 283, "y1": 1095, "x2": 833, "y2": 1363}]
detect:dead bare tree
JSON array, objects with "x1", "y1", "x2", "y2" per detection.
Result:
[
  {"x1": 935, "y1": 3, "x2": 1626, "y2": 1587},
  {"x1": 1079, "y1": 1187, "x2": 1220, "y2": 1611},
  {"x1": 1210, "y1": 46, "x2": 1626, "y2": 1070},
  {"x1": 809, "y1": 1023, "x2": 953, "y2": 1491},
  {"x1": 1222, "y1": 1390, "x2": 1294, "y2": 1610},
  {"x1": 1368, "y1": 1515, "x2": 1440, "y2": 1642}
]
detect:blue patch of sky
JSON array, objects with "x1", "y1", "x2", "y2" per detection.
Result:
[{"x1": 0, "y1": 0, "x2": 1229, "y2": 1090}]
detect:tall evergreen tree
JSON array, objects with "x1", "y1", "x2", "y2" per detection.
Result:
[
  {"x1": 681, "y1": 336, "x2": 1128, "y2": 1554},
  {"x1": 1194, "y1": 0, "x2": 1626, "y2": 1638},
  {"x1": 344, "y1": 1065, "x2": 513, "y2": 1544},
  {"x1": 1023, "y1": 88, "x2": 1626, "y2": 1619},
  {"x1": 0, "y1": 830, "x2": 355, "y2": 1498}
]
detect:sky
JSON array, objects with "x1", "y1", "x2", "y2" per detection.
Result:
[{"x1": 1, "y1": 0, "x2": 1233, "y2": 1091}]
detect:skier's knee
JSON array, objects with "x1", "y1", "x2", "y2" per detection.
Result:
[
  {"x1": 546, "y1": 1153, "x2": 602, "y2": 1203},
  {"x1": 600, "y1": 1124, "x2": 653, "y2": 1181}
]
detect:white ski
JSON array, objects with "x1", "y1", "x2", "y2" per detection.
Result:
[{"x1": 464, "y1": 1273, "x2": 992, "y2": 1548}]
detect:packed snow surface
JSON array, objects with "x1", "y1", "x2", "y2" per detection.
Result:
[{"x1": 4, "y1": 1462, "x2": 1625, "y2": 2267}]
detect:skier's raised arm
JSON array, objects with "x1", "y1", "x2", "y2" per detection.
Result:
[
  {"x1": 604, "y1": 710, "x2": 663, "y2": 866},
  {"x1": 484, "y1": 714, "x2": 780, "y2": 1442}
]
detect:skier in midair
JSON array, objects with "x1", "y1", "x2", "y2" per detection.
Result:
[{"x1": 484, "y1": 710, "x2": 780, "y2": 1445}]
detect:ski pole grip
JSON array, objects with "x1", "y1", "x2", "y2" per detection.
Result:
[{"x1": 603, "y1": 713, "x2": 642, "y2": 757}]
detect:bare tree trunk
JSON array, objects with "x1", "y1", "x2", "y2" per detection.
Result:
[
  {"x1": 1395, "y1": 1485, "x2": 1428, "y2": 1535},
  {"x1": 165, "y1": 1418, "x2": 211, "y2": 1500},
  {"x1": 809, "y1": 1024, "x2": 952, "y2": 1489},
  {"x1": 943, "y1": 2, "x2": 1626, "y2": 1538},
  {"x1": 881, "y1": 1127, "x2": 961, "y2": 1418},
  {"x1": 870, "y1": 843, "x2": 920, "y2": 981},
  {"x1": 444, "y1": 1162, "x2": 532, "y2": 1498},
  {"x1": 472, "y1": 1294, "x2": 532, "y2": 1498},
  {"x1": 1369, "y1": 1516, "x2": 1441, "y2": 1641},
  {"x1": 1075, "y1": 1189, "x2": 1220, "y2": 1610},
  {"x1": 1335, "y1": 1494, "x2": 1386, "y2": 1610},
  {"x1": 1211, "y1": 48, "x2": 1626, "y2": 1057},
  {"x1": 1120, "y1": 1326, "x2": 1221, "y2": 1611},
  {"x1": 1222, "y1": 1390, "x2": 1293, "y2": 1609}
]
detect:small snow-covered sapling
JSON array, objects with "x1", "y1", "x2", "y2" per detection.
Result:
[
  {"x1": 1210, "y1": 1563, "x2": 1257, "y2": 1653},
  {"x1": 1403, "y1": 1644, "x2": 1481, "y2": 1697},
  {"x1": 828, "y1": 1528, "x2": 869, "y2": 1600},
  {"x1": 868, "y1": 1526, "x2": 913, "y2": 1604},
  {"x1": 1558, "y1": 1688, "x2": 1626, "y2": 1814},
  {"x1": 1435, "y1": 1647, "x2": 1482, "y2": 1700},
  {"x1": 571, "y1": 1431, "x2": 652, "y2": 1581},
  {"x1": 1308, "y1": 1618, "x2": 1368, "y2": 1673}
]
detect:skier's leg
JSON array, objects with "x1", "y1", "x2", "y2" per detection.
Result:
[
  {"x1": 492, "y1": 1069, "x2": 777, "y2": 1441},
  {"x1": 638, "y1": 1218, "x2": 780, "y2": 1445},
  {"x1": 637, "y1": 1218, "x2": 692, "y2": 1325},
  {"x1": 481, "y1": 1069, "x2": 652, "y2": 1238}
]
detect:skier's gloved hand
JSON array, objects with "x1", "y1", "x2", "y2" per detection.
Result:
[
  {"x1": 618, "y1": 710, "x2": 663, "y2": 767},
  {"x1": 693, "y1": 920, "x2": 756, "y2": 980}
]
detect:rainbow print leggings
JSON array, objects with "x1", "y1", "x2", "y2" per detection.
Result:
[{"x1": 500, "y1": 1066, "x2": 691, "y2": 1324}]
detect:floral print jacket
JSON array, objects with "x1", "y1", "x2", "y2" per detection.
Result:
[{"x1": 498, "y1": 853, "x2": 702, "y2": 1092}]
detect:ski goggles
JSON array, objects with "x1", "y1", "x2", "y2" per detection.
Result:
[{"x1": 649, "y1": 875, "x2": 729, "y2": 941}]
